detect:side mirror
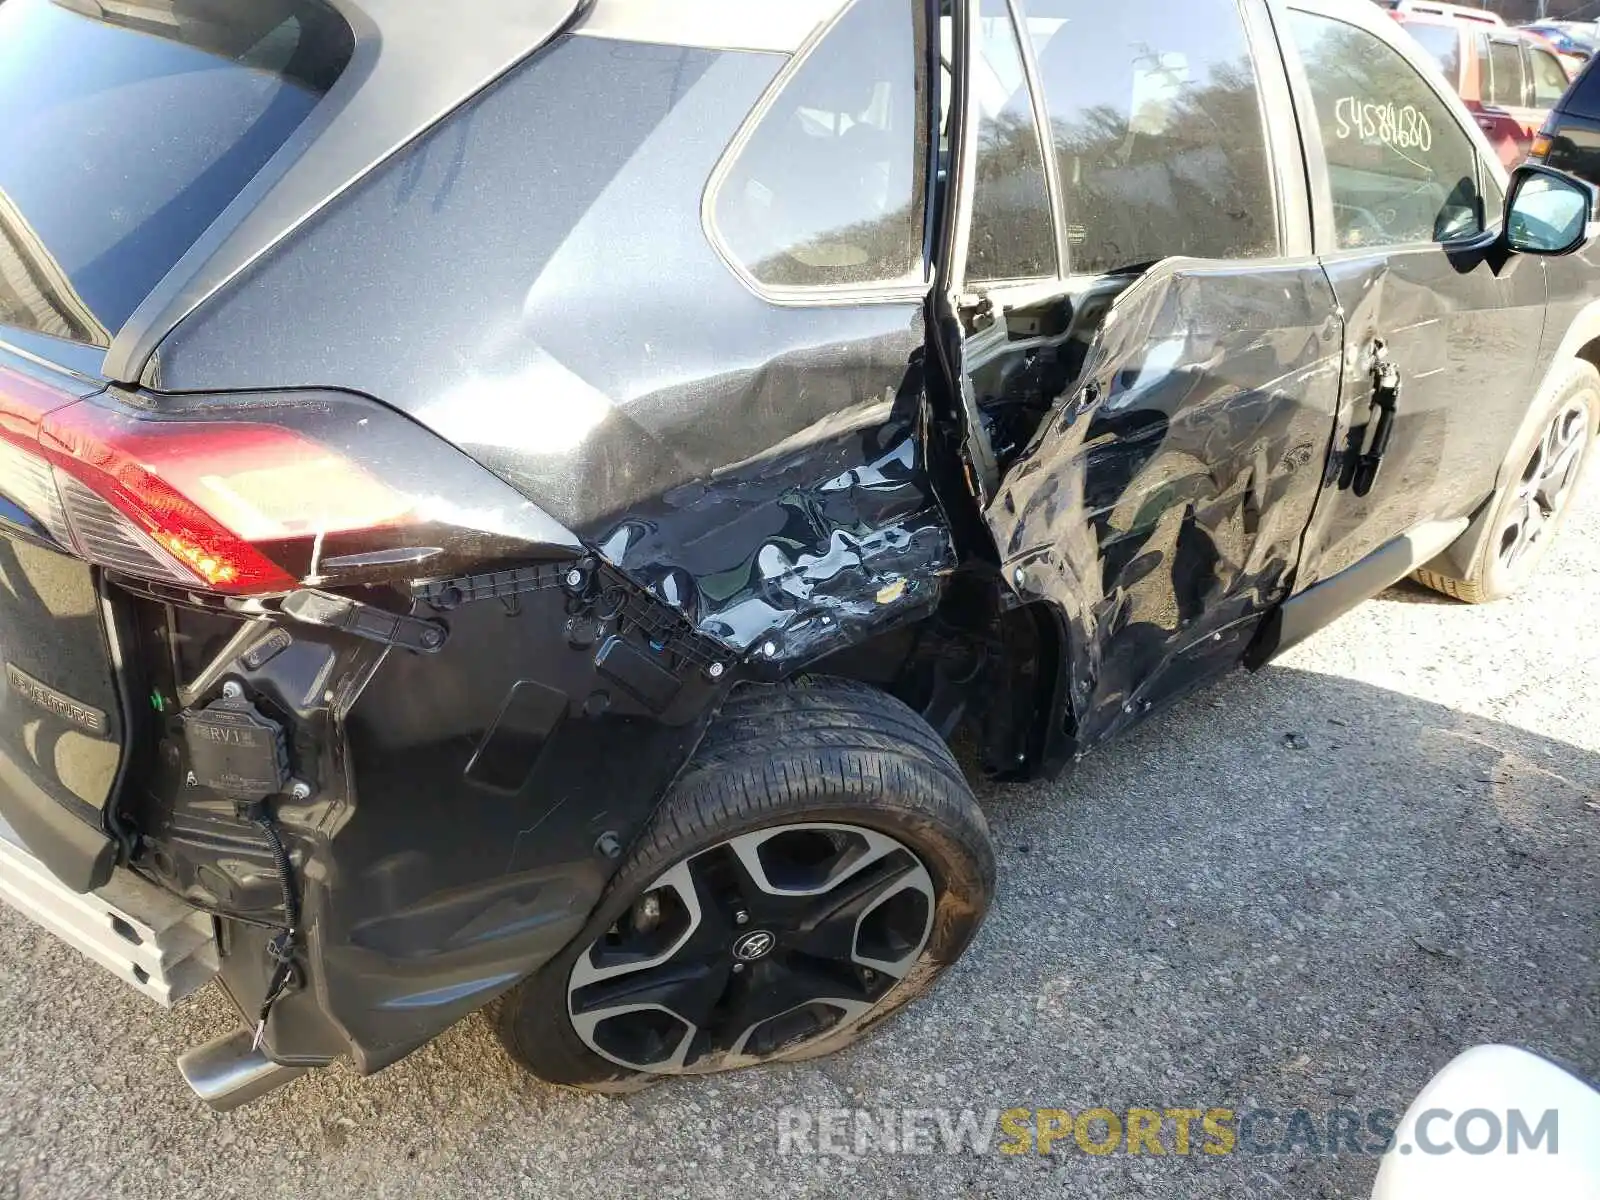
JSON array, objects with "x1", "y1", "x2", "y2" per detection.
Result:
[{"x1": 1504, "y1": 164, "x2": 1599, "y2": 255}]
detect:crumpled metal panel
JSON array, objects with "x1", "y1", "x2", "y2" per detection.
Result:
[
  {"x1": 986, "y1": 259, "x2": 1343, "y2": 750},
  {"x1": 590, "y1": 348, "x2": 956, "y2": 667}
]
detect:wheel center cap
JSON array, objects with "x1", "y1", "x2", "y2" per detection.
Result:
[{"x1": 731, "y1": 929, "x2": 776, "y2": 961}]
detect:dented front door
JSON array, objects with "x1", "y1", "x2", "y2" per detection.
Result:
[
  {"x1": 1294, "y1": 242, "x2": 1544, "y2": 587},
  {"x1": 978, "y1": 263, "x2": 1344, "y2": 749},
  {"x1": 1279, "y1": 2, "x2": 1549, "y2": 588}
]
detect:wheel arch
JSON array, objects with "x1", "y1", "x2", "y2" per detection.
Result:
[
  {"x1": 494, "y1": 674, "x2": 996, "y2": 1089},
  {"x1": 1572, "y1": 334, "x2": 1600, "y2": 430},
  {"x1": 798, "y1": 577, "x2": 1075, "y2": 782},
  {"x1": 1423, "y1": 301, "x2": 1600, "y2": 581},
  {"x1": 1542, "y1": 299, "x2": 1600, "y2": 435}
]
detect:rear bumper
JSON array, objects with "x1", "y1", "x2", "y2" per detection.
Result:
[
  {"x1": 109, "y1": 561, "x2": 733, "y2": 1076},
  {"x1": 0, "y1": 746, "x2": 115, "y2": 892},
  {"x1": 0, "y1": 811, "x2": 216, "y2": 1006}
]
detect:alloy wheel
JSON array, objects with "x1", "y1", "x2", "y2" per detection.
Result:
[
  {"x1": 1498, "y1": 399, "x2": 1590, "y2": 572},
  {"x1": 567, "y1": 823, "x2": 936, "y2": 1074}
]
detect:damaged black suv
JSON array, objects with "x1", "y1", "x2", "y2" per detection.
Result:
[{"x1": 2, "y1": 0, "x2": 1598, "y2": 1107}]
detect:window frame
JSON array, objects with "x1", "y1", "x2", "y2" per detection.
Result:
[
  {"x1": 1272, "y1": 0, "x2": 1508, "y2": 258},
  {"x1": 959, "y1": 0, "x2": 1066, "y2": 288},
  {"x1": 950, "y1": 0, "x2": 1298, "y2": 298},
  {"x1": 1487, "y1": 34, "x2": 1531, "y2": 109},
  {"x1": 700, "y1": 0, "x2": 937, "y2": 307}
]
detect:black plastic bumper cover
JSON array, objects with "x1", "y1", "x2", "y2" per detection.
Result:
[{"x1": 0, "y1": 750, "x2": 114, "y2": 892}]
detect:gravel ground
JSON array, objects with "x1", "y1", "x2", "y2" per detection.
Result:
[{"x1": 3, "y1": 476, "x2": 1598, "y2": 1200}]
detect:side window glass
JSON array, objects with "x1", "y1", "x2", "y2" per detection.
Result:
[
  {"x1": 1405, "y1": 24, "x2": 1462, "y2": 83},
  {"x1": 711, "y1": 0, "x2": 927, "y2": 291},
  {"x1": 1023, "y1": 0, "x2": 1279, "y2": 275},
  {"x1": 968, "y1": 0, "x2": 1056, "y2": 281},
  {"x1": 1488, "y1": 38, "x2": 1526, "y2": 107},
  {"x1": 1530, "y1": 47, "x2": 1569, "y2": 108},
  {"x1": 1287, "y1": 11, "x2": 1483, "y2": 250}
]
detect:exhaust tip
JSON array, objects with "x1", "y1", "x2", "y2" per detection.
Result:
[{"x1": 177, "y1": 1028, "x2": 309, "y2": 1111}]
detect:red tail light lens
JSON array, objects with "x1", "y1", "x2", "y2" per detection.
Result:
[
  {"x1": 39, "y1": 408, "x2": 417, "y2": 592},
  {"x1": 0, "y1": 380, "x2": 581, "y2": 595},
  {"x1": 42, "y1": 413, "x2": 299, "y2": 591}
]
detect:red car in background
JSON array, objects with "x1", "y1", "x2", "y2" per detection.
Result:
[{"x1": 1393, "y1": 12, "x2": 1573, "y2": 167}]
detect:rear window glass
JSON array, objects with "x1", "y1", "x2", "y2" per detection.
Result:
[
  {"x1": 711, "y1": 0, "x2": 928, "y2": 292},
  {"x1": 1530, "y1": 46, "x2": 1570, "y2": 107},
  {"x1": 0, "y1": 0, "x2": 353, "y2": 347},
  {"x1": 967, "y1": 0, "x2": 1056, "y2": 281},
  {"x1": 1406, "y1": 24, "x2": 1462, "y2": 80}
]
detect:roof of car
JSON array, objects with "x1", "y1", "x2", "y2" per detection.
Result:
[
  {"x1": 1395, "y1": 9, "x2": 1565, "y2": 49},
  {"x1": 1524, "y1": 22, "x2": 1598, "y2": 50}
]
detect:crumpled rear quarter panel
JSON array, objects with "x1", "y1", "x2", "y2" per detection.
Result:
[{"x1": 152, "y1": 31, "x2": 955, "y2": 671}]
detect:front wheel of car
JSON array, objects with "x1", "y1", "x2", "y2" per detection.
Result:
[
  {"x1": 1414, "y1": 358, "x2": 1598, "y2": 604},
  {"x1": 494, "y1": 676, "x2": 996, "y2": 1092}
]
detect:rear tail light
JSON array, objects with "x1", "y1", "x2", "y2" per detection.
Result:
[
  {"x1": 0, "y1": 436, "x2": 72, "y2": 546},
  {"x1": 1530, "y1": 131, "x2": 1553, "y2": 159},
  {"x1": 55, "y1": 472, "x2": 203, "y2": 585},
  {"x1": 0, "y1": 371, "x2": 579, "y2": 595}
]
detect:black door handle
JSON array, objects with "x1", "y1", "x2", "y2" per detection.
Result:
[{"x1": 1352, "y1": 357, "x2": 1400, "y2": 498}]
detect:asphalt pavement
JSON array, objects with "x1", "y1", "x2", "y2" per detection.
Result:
[{"x1": 2, "y1": 476, "x2": 1597, "y2": 1199}]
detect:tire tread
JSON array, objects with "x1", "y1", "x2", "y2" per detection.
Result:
[{"x1": 1410, "y1": 566, "x2": 1487, "y2": 604}]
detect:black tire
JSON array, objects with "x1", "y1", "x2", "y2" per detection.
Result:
[
  {"x1": 495, "y1": 676, "x2": 995, "y2": 1093},
  {"x1": 1414, "y1": 358, "x2": 1599, "y2": 604}
]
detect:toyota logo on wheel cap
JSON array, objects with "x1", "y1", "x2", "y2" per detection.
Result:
[{"x1": 732, "y1": 929, "x2": 775, "y2": 961}]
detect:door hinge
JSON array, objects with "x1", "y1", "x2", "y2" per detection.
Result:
[{"x1": 1351, "y1": 345, "x2": 1401, "y2": 498}]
